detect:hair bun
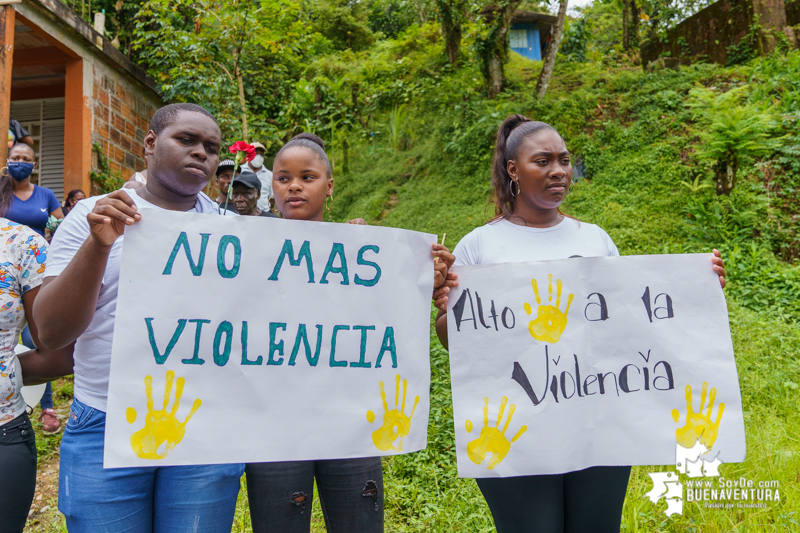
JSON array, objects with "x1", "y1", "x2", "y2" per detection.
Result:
[
  {"x1": 501, "y1": 114, "x2": 530, "y2": 138},
  {"x1": 291, "y1": 132, "x2": 325, "y2": 150}
]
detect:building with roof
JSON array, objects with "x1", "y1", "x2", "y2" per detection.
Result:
[
  {"x1": 0, "y1": 0, "x2": 162, "y2": 199},
  {"x1": 509, "y1": 11, "x2": 557, "y2": 61}
]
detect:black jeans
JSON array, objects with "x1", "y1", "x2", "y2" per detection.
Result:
[
  {"x1": 245, "y1": 458, "x2": 383, "y2": 533},
  {"x1": 0, "y1": 413, "x2": 37, "y2": 533},
  {"x1": 476, "y1": 466, "x2": 631, "y2": 533}
]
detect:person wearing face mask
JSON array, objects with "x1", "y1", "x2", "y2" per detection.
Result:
[
  {"x1": 2, "y1": 143, "x2": 64, "y2": 237},
  {"x1": 1, "y1": 142, "x2": 65, "y2": 434},
  {"x1": 240, "y1": 141, "x2": 273, "y2": 213}
]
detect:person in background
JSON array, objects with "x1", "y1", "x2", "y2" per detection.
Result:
[
  {"x1": 33, "y1": 103, "x2": 244, "y2": 532},
  {"x1": 63, "y1": 189, "x2": 86, "y2": 217},
  {"x1": 0, "y1": 218, "x2": 74, "y2": 533},
  {"x1": 231, "y1": 170, "x2": 277, "y2": 218},
  {"x1": 241, "y1": 141, "x2": 273, "y2": 213},
  {"x1": 8, "y1": 118, "x2": 34, "y2": 148},
  {"x1": 214, "y1": 159, "x2": 238, "y2": 214},
  {"x1": 2, "y1": 142, "x2": 65, "y2": 433}
]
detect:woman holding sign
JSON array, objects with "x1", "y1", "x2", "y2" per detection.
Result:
[
  {"x1": 433, "y1": 115, "x2": 727, "y2": 533},
  {"x1": 244, "y1": 132, "x2": 453, "y2": 533}
]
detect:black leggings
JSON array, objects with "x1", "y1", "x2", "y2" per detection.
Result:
[
  {"x1": 0, "y1": 413, "x2": 37, "y2": 533},
  {"x1": 245, "y1": 458, "x2": 383, "y2": 533},
  {"x1": 476, "y1": 466, "x2": 631, "y2": 533}
]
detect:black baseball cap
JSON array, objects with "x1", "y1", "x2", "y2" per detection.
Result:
[{"x1": 232, "y1": 170, "x2": 262, "y2": 191}]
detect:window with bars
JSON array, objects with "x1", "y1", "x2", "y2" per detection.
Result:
[
  {"x1": 509, "y1": 29, "x2": 529, "y2": 49},
  {"x1": 9, "y1": 98, "x2": 65, "y2": 201}
]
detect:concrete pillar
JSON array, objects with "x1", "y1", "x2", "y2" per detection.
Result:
[
  {"x1": 0, "y1": 5, "x2": 15, "y2": 167},
  {"x1": 64, "y1": 58, "x2": 91, "y2": 195}
]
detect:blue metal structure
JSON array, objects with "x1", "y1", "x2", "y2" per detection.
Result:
[{"x1": 509, "y1": 22, "x2": 542, "y2": 61}]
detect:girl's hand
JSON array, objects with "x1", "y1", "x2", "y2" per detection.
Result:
[
  {"x1": 712, "y1": 249, "x2": 726, "y2": 289},
  {"x1": 432, "y1": 244, "x2": 455, "y2": 290},
  {"x1": 347, "y1": 218, "x2": 367, "y2": 225},
  {"x1": 87, "y1": 190, "x2": 141, "y2": 247},
  {"x1": 434, "y1": 272, "x2": 459, "y2": 312}
]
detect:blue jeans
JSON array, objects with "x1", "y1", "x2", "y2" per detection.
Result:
[
  {"x1": 21, "y1": 324, "x2": 53, "y2": 410},
  {"x1": 59, "y1": 397, "x2": 244, "y2": 533}
]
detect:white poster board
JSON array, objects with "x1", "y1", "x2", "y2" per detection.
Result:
[
  {"x1": 104, "y1": 210, "x2": 435, "y2": 468},
  {"x1": 447, "y1": 254, "x2": 746, "y2": 478}
]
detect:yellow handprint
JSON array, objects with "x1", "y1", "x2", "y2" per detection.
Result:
[
  {"x1": 126, "y1": 370, "x2": 202, "y2": 460},
  {"x1": 465, "y1": 396, "x2": 527, "y2": 470},
  {"x1": 524, "y1": 274, "x2": 573, "y2": 343},
  {"x1": 672, "y1": 382, "x2": 725, "y2": 450},
  {"x1": 366, "y1": 374, "x2": 419, "y2": 452}
]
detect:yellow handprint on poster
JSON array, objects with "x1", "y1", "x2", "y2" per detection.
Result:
[
  {"x1": 466, "y1": 396, "x2": 527, "y2": 470},
  {"x1": 672, "y1": 382, "x2": 725, "y2": 450},
  {"x1": 126, "y1": 370, "x2": 202, "y2": 460},
  {"x1": 524, "y1": 274, "x2": 573, "y2": 343},
  {"x1": 366, "y1": 374, "x2": 419, "y2": 452}
]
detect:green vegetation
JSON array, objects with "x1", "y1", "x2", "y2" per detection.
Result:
[{"x1": 40, "y1": 1, "x2": 800, "y2": 532}]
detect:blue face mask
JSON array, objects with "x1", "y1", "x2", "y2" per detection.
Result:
[{"x1": 7, "y1": 161, "x2": 34, "y2": 181}]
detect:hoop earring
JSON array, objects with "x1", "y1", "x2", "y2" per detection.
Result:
[
  {"x1": 0, "y1": 167, "x2": 7, "y2": 178},
  {"x1": 325, "y1": 193, "x2": 333, "y2": 212},
  {"x1": 509, "y1": 180, "x2": 519, "y2": 198}
]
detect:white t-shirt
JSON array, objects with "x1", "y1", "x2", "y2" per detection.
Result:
[
  {"x1": 133, "y1": 172, "x2": 146, "y2": 183},
  {"x1": 453, "y1": 217, "x2": 619, "y2": 267},
  {"x1": 46, "y1": 188, "x2": 220, "y2": 412}
]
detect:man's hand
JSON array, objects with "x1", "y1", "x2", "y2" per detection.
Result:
[{"x1": 88, "y1": 190, "x2": 141, "y2": 247}]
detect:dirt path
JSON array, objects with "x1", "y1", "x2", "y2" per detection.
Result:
[{"x1": 25, "y1": 453, "x2": 63, "y2": 532}]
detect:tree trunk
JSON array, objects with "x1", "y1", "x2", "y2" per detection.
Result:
[
  {"x1": 437, "y1": 0, "x2": 465, "y2": 65},
  {"x1": 487, "y1": 53, "x2": 505, "y2": 99},
  {"x1": 629, "y1": 0, "x2": 640, "y2": 48},
  {"x1": 234, "y1": 61, "x2": 248, "y2": 142},
  {"x1": 480, "y1": 1, "x2": 522, "y2": 99},
  {"x1": 535, "y1": 0, "x2": 568, "y2": 99},
  {"x1": 622, "y1": 0, "x2": 630, "y2": 50}
]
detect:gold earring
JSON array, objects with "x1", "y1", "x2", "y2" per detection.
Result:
[
  {"x1": 0, "y1": 167, "x2": 7, "y2": 177},
  {"x1": 325, "y1": 194, "x2": 333, "y2": 212}
]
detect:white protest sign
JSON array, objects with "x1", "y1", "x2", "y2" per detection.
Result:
[
  {"x1": 104, "y1": 209, "x2": 435, "y2": 468},
  {"x1": 447, "y1": 254, "x2": 746, "y2": 478}
]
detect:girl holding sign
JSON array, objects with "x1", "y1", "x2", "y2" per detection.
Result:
[
  {"x1": 244, "y1": 132, "x2": 454, "y2": 533},
  {"x1": 434, "y1": 115, "x2": 727, "y2": 533}
]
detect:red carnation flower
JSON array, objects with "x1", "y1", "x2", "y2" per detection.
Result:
[{"x1": 229, "y1": 141, "x2": 256, "y2": 164}]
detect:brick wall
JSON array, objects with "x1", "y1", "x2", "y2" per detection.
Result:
[{"x1": 91, "y1": 63, "x2": 159, "y2": 182}]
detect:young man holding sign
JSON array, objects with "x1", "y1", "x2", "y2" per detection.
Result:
[
  {"x1": 434, "y1": 115, "x2": 728, "y2": 533},
  {"x1": 33, "y1": 104, "x2": 244, "y2": 532}
]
